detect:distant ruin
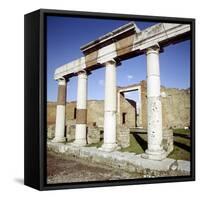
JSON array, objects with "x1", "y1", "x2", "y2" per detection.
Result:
[
  {"x1": 47, "y1": 80, "x2": 190, "y2": 154},
  {"x1": 48, "y1": 81, "x2": 190, "y2": 130}
]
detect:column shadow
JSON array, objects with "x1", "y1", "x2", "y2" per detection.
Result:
[
  {"x1": 100, "y1": 130, "x2": 104, "y2": 141},
  {"x1": 132, "y1": 132, "x2": 147, "y2": 152},
  {"x1": 174, "y1": 141, "x2": 191, "y2": 152},
  {"x1": 173, "y1": 133, "x2": 190, "y2": 139}
]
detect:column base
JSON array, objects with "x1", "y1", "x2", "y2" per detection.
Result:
[
  {"x1": 72, "y1": 139, "x2": 86, "y2": 147},
  {"x1": 99, "y1": 143, "x2": 119, "y2": 152},
  {"x1": 51, "y1": 137, "x2": 66, "y2": 143},
  {"x1": 141, "y1": 149, "x2": 167, "y2": 160}
]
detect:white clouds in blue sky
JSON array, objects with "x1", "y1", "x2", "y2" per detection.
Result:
[{"x1": 127, "y1": 74, "x2": 133, "y2": 81}]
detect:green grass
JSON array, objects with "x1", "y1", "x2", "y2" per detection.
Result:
[
  {"x1": 174, "y1": 135, "x2": 190, "y2": 146},
  {"x1": 84, "y1": 129, "x2": 191, "y2": 161},
  {"x1": 168, "y1": 146, "x2": 190, "y2": 161},
  {"x1": 120, "y1": 130, "x2": 191, "y2": 161},
  {"x1": 120, "y1": 134, "x2": 144, "y2": 154},
  {"x1": 168, "y1": 129, "x2": 191, "y2": 160},
  {"x1": 173, "y1": 128, "x2": 190, "y2": 135}
]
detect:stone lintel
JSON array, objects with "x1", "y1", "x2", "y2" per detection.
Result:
[
  {"x1": 54, "y1": 57, "x2": 86, "y2": 80},
  {"x1": 80, "y1": 22, "x2": 140, "y2": 53},
  {"x1": 117, "y1": 84, "x2": 141, "y2": 93},
  {"x1": 54, "y1": 23, "x2": 190, "y2": 78}
]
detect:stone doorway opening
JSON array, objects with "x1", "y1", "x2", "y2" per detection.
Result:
[
  {"x1": 117, "y1": 85, "x2": 142, "y2": 129},
  {"x1": 124, "y1": 91, "x2": 139, "y2": 127}
]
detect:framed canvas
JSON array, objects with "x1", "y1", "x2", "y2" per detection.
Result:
[{"x1": 24, "y1": 9, "x2": 195, "y2": 190}]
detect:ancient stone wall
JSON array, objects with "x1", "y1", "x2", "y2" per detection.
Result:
[
  {"x1": 139, "y1": 81, "x2": 190, "y2": 129},
  {"x1": 47, "y1": 102, "x2": 57, "y2": 125},
  {"x1": 47, "y1": 98, "x2": 136, "y2": 128},
  {"x1": 140, "y1": 80, "x2": 147, "y2": 128},
  {"x1": 118, "y1": 93, "x2": 136, "y2": 128},
  {"x1": 117, "y1": 125, "x2": 130, "y2": 148},
  {"x1": 47, "y1": 82, "x2": 190, "y2": 130},
  {"x1": 161, "y1": 87, "x2": 190, "y2": 129}
]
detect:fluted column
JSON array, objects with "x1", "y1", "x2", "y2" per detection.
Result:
[
  {"x1": 74, "y1": 70, "x2": 88, "y2": 146},
  {"x1": 143, "y1": 45, "x2": 166, "y2": 160},
  {"x1": 100, "y1": 59, "x2": 118, "y2": 152},
  {"x1": 52, "y1": 78, "x2": 67, "y2": 143}
]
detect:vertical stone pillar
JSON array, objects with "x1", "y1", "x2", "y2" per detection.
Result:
[
  {"x1": 100, "y1": 59, "x2": 118, "y2": 152},
  {"x1": 137, "y1": 86, "x2": 142, "y2": 127},
  {"x1": 52, "y1": 78, "x2": 67, "y2": 143},
  {"x1": 143, "y1": 45, "x2": 166, "y2": 160},
  {"x1": 74, "y1": 70, "x2": 88, "y2": 146}
]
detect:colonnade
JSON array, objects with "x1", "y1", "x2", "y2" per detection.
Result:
[{"x1": 52, "y1": 44, "x2": 166, "y2": 160}]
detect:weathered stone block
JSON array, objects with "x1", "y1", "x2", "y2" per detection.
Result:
[
  {"x1": 47, "y1": 125, "x2": 55, "y2": 139},
  {"x1": 117, "y1": 125, "x2": 130, "y2": 148},
  {"x1": 66, "y1": 125, "x2": 75, "y2": 141},
  {"x1": 177, "y1": 160, "x2": 190, "y2": 172},
  {"x1": 163, "y1": 129, "x2": 173, "y2": 155},
  {"x1": 87, "y1": 126, "x2": 100, "y2": 144}
]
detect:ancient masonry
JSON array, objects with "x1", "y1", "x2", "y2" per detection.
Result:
[
  {"x1": 49, "y1": 22, "x2": 191, "y2": 161},
  {"x1": 48, "y1": 82, "x2": 190, "y2": 151}
]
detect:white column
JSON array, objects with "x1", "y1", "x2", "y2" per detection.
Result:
[
  {"x1": 143, "y1": 45, "x2": 166, "y2": 160},
  {"x1": 74, "y1": 70, "x2": 88, "y2": 146},
  {"x1": 138, "y1": 87, "x2": 142, "y2": 127},
  {"x1": 52, "y1": 78, "x2": 67, "y2": 143},
  {"x1": 100, "y1": 59, "x2": 118, "y2": 152}
]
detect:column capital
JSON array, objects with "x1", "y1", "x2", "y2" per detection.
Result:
[
  {"x1": 105, "y1": 59, "x2": 121, "y2": 67},
  {"x1": 57, "y1": 77, "x2": 69, "y2": 85},
  {"x1": 146, "y1": 44, "x2": 160, "y2": 55},
  {"x1": 77, "y1": 69, "x2": 91, "y2": 76},
  {"x1": 105, "y1": 59, "x2": 116, "y2": 64}
]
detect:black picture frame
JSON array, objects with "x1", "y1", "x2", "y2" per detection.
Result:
[{"x1": 24, "y1": 9, "x2": 195, "y2": 191}]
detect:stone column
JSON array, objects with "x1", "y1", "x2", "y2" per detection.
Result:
[
  {"x1": 143, "y1": 45, "x2": 166, "y2": 160},
  {"x1": 138, "y1": 86, "x2": 142, "y2": 127},
  {"x1": 100, "y1": 59, "x2": 118, "y2": 152},
  {"x1": 74, "y1": 70, "x2": 88, "y2": 146},
  {"x1": 52, "y1": 78, "x2": 67, "y2": 143}
]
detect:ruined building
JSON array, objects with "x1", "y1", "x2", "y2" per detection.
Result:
[
  {"x1": 47, "y1": 80, "x2": 190, "y2": 153},
  {"x1": 49, "y1": 22, "x2": 191, "y2": 160}
]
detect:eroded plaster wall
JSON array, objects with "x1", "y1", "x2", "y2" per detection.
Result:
[
  {"x1": 139, "y1": 80, "x2": 190, "y2": 129},
  {"x1": 48, "y1": 97, "x2": 136, "y2": 128}
]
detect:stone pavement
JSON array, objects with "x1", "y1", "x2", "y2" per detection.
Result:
[{"x1": 47, "y1": 141, "x2": 190, "y2": 176}]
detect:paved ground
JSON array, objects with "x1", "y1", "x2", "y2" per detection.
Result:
[{"x1": 47, "y1": 151, "x2": 143, "y2": 184}]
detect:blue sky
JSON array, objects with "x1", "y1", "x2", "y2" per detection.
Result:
[{"x1": 47, "y1": 16, "x2": 190, "y2": 103}]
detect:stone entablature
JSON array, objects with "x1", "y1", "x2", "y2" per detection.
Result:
[{"x1": 54, "y1": 23, "x2": 190, "y2": 80}]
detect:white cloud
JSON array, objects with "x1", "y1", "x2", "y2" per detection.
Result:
[
  {"x1": 98, "y1": 79, "x2": 104, "y2": 86},
  {"x1": 127, "y1": 75, "x2": 133, "y2": 80}
]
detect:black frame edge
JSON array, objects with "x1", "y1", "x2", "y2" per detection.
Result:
[
  {"x1": 190, "y1": 19, "x2": 195, "y2": 180},
  {"x1": 24, "y1": 9, "x2": 41, "y2": 190}
]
